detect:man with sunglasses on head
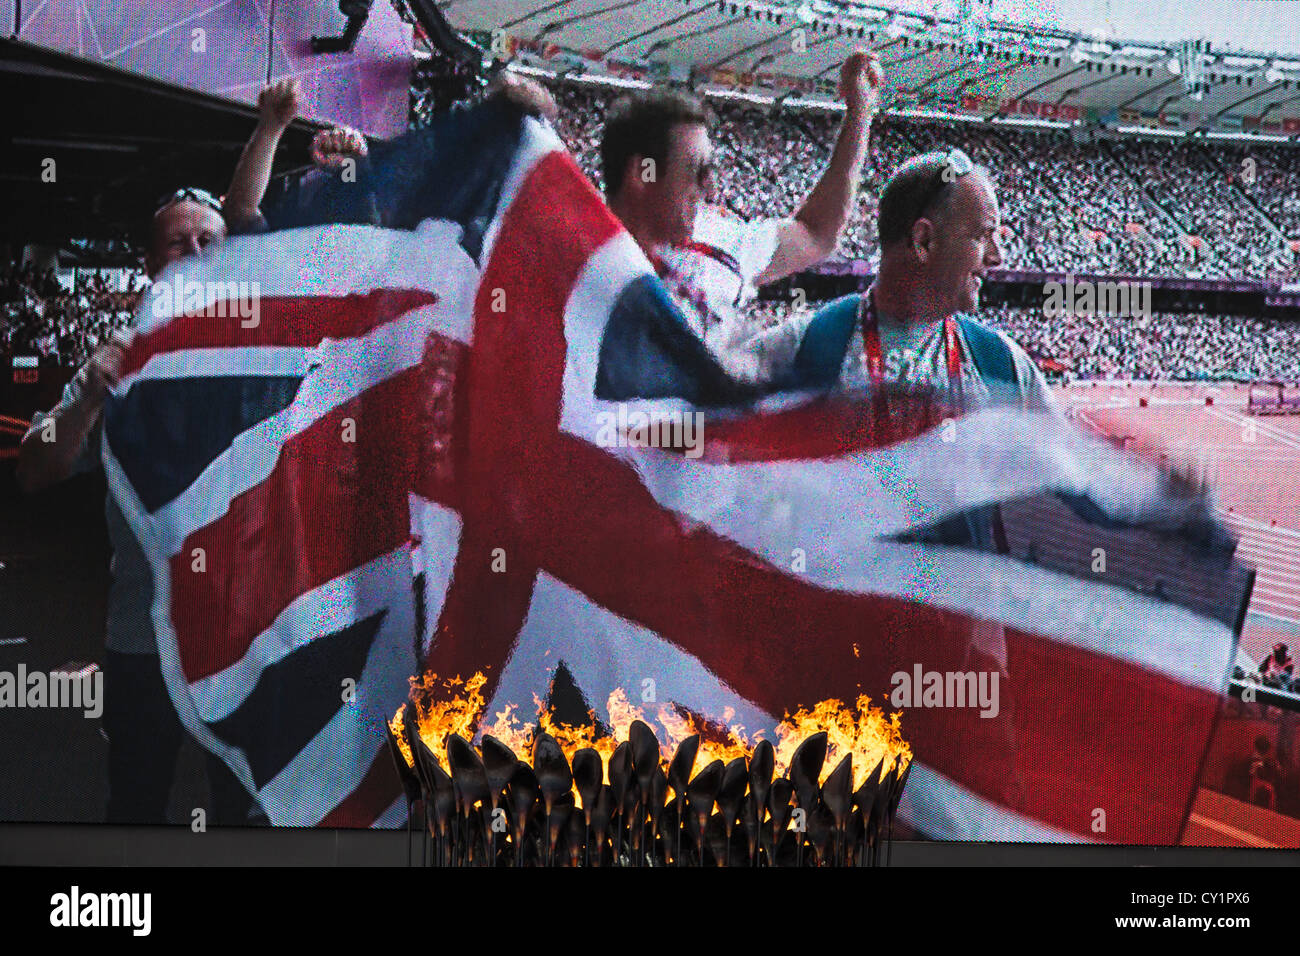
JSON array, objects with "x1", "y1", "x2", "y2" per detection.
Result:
[
  {"x1": 600, "y1": 52, "x2": 882, "y2": 384},
  {"x1": 783, "y1": 151, "x2": 1058, "y2": 835},
  {"x1": 13, "y1": 72, "x2": 389, "y2": 823},
  {"x1": 15, "y1": 182, "x2": 241, "y2": 824},
  {"x1": 16, "y1": 185, "x2": 229, "y2": 492},
  {"x1": 15, "y1": 71, "x2": 564, "y2": 823}
]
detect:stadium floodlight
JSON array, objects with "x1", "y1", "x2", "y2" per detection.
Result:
[
  {"x1": 1166, "y1": 58, "x2": 1181, "y2": 75},
  {"x1": 707, "y1": 88, "x2": 776, "y2": 105},
  {"x1": 794, "y1": 2, "x2": 816, "y2": 24},
  {"x1": 508, "y1": 63, "x2": 559, "y2": 80},
  {"x1": 1205, "y1": 130, "x2": 1290, "y2": 142},
  {"x1": 1115, "y1": 125, "x2": 1185, "y2": 137},
  {"x1": 991, "y1": 116, "x2": 1072, "y2": 129},
  {"x1": 888, "y1": 107, "x2": 981, "y2": 123},
  {"x1": 883, "y1": 16, "x2": 907, "y2": 39},
  {"x1": 572, "y1": 73, "x2": 653, "y2": 89},
  {"x1": 1220, "y1": 55, "x2": 1266, "y2": 69},
  {"x1": 1069, "y1": 45, "x2": 1086, "y2": 64},
  {"x1": 784, "y1": 97, "x2": 847, "y2": 111}
]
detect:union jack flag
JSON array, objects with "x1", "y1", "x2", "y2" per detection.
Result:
[{"x1": 104, "y1": 100, "x2": 1251, "y2": 840}]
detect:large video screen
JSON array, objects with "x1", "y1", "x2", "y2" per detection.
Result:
[{"x1": 3, "y1": 0, "x2": 1300, "y2": 858}]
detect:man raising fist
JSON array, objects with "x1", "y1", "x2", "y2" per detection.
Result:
[
  {"x1": 16, "y1": 185, "x2": 236, "y2": 824},
  {"x1": 600, "y1": 51, "x2": 883, "y2": 384}
]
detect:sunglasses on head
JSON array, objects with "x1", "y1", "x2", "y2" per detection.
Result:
[
  {"x1": 155, "y1": 187, "x2": 224, "y2": 215},
  {"x1": 915, "y1": 148, "x2": 974, "y2": 219}
]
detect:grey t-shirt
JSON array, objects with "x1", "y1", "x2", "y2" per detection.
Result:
[
  {"x1": 27, "y1": 371, "x2": 155, "y2": 655},
  {"x1": 832, "y1": 310, "x2": 1056, "y2": 676},
  {"x1": 837, "y1": 311, "x2": 1056, "y2": 412}
]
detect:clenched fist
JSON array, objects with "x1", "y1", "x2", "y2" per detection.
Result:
[
  {"x1": 310, "y1": 126, "x2": 369, "y2": 169},
  {"x1": 258, "y1": 79, "x2": 301, "y2": 134},
  {"x1": 82, "y1": 331, "x2": 131, "y2": 403},
  {"x1": 839, "y1": 50, "x2": 883, "y2": 115},
  {"x1": 485, "y1": 71, "x2": 559, "y2": 123}
]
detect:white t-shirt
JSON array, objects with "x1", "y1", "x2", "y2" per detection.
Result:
[{"x1": 653, "y1": 207, "x2": 804, "y2": 383}]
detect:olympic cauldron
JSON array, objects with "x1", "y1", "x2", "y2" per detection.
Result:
[{"x1": 385, "y1": 672, "x2": 911, "y2": 867}]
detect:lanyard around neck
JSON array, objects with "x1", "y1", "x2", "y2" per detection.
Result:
[{"x1": 858, "y1": 290, "x2": 964, "y2": 401}]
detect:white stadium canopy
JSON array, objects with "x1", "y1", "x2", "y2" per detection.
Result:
[{"x1": 442, "y1": 0, "x2": 1300, "y2": 135}]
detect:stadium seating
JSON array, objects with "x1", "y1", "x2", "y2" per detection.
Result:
[
  {"x1": 5, "y1": 83, "x2": 1300, "y2": 372},
  {"x1": 1, "y1": 263, "x2": 139, "y2": 367},
  {"x1": 551, "y1": 82, "x2": 1300, "y2": 283},
  {"x1": 743, "y1": 300, "x2": 1300, "y2": 382}
]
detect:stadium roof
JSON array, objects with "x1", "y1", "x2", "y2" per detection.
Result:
[
  {"x1": 1013, "y1": 0, "x2": 1300, "y2": 56},
  {"x1": 441, "y1": 0, "x2": 1300, "y2": 134}
]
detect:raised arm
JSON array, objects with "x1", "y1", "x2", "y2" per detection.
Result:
[
  {"x1": 484, "y1": 71, "x2": 559, "y2": 122},
  {"x1": 224, "y1": 80, "x2": 301, "y2": 231},
  {"x1": 754, "y1": 52, "x2": 882, "y2": 286}
]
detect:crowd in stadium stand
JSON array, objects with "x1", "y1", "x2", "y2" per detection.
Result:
[
  {"x1": 551, "y1": 82, "x2": 1300, "y2": 282},
  {"x1": 742, "y1": 299, "x2": 1300, "y2": 381},
  {"x1": 1223, "y1": 143, "x2": 1300, "y2": 239},
  {"x1": 983, "y1": 306, "x2": 1300, "y2": 381},
  {"x1": 1, "y1": 262, "x2": 141, "y2": 366},
  {"x1": 1110, "y1": 139, "x2": 1296, "y2": 283},
  {"x1": 4, "y1": 80, "x2": 1300, "y2": 374}
]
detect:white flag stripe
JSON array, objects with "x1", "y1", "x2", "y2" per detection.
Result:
[
  {"x1": 122, "y1": 308, "x2": 443, "y2": 558},
  {"x1": 656, "y1": 408, "x2": 1199, "y2": 537},
  {"x1": 558, "y1": 230, "x2": 725, "y2": 448},
  {"x1": 149, "y1": 544, "x2": 416, "y2": 826},
  {"x1": 631, "y1": 445, "x2": 1233, "y2": 692},
  {"x1": 481, "y1": 573, "x2": 774, "y2": 744},
  {"x1": 487, "y1": 577, "x2": 1098, "y2": 845},
  {"x1": 188, "y1": 547, "x2": 415, "y2": 722},
  {"x1": 113, "y1": 219, "x2": 487, "y2": 827},
  {"x1": 252, "y1": 572, "x2": 418, "y2": 826},
  {"x1": 140, "y1": 221, "x2": 480, "y2": 337},
  {"x1": 373, "y1": 796, "x2": 410, "y2": 828},
  {"x1": 150, "y1": 559, "x2": 260, "y2": 809},
  {"x1": 476, "y1": 117, "x2": 567, "y2": 271},
  {"x1": 118, "y1": 346, "x2": 311, "y2": 391},
  {"x1": 898, "y1": 761, "x2": 1097, "y2": 843},
  {"x1": 408, "y1": 496, "x2": 464, "y2": 658},
  {"x1": 261, "y1": 728, "x2": 388, "y2": 828}
]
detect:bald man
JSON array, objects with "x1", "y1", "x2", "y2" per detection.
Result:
[
  {"x1": 781, "y1": 151, "x2": 1063, "y2": 836},
  {"x1": 787, "y1": 149, "x2": 1052, "y2": 411}
]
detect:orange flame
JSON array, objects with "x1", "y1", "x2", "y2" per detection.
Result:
[
  {"x1": 388, "y1": 704, "x2": 414, "y2": 769},
  {"x1": 397, "y1": 672, "x2": 910, "y2": 804}
]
